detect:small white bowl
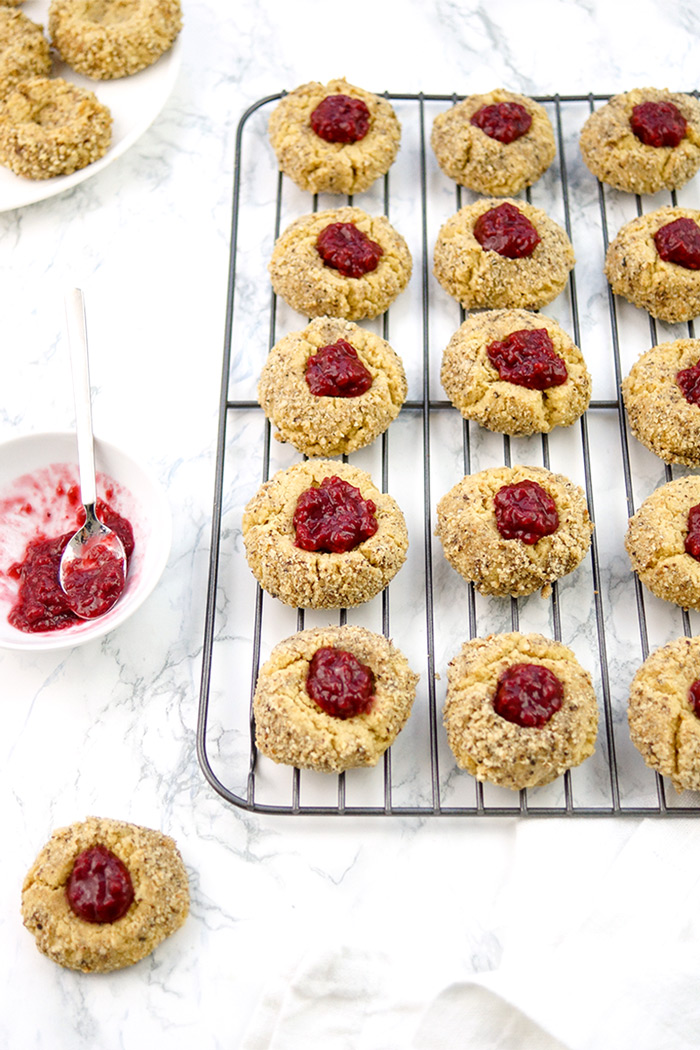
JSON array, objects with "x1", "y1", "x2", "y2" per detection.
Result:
[{"x1": 0, "y1": 432, "x2": 172, "y2": 651}]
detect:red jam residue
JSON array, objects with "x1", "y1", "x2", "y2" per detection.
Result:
[
  {"x1": 677, "y1": 360, "x2": 700, "y2": 406},
  {"x1": 684, "y1": 503, "x2": 700, "y2": 561},
  {"x1": 305, "y1": 339, "x2": 373, "y2": 397},
  {"x1": 630, "y1": 101, "x2": 687, "y2": 148},
  {"x1": 293, "y1": 475, "x2": 378, "y2": 553},
  {"x1": 66, "y1": 844, "x2": 135, "y2": 924},
  {"x1": 473, "y1": 202, "x2": 541, "y2": 258},
  {"x1": 316, "y1": 222, "x2": 384, "y2": 278},
  {"x1": 486, "y1": 328, "x2": 568, "y2": 389},
  {"x1": 470, "y1": 101, "x2": 532, "y2": 144},
  {"x1": 493, "y1": 479, "x2": 559, "y2": 545},
  {"x1": 8, "y1": 501, "x2": 134, "y2": 633},
  {"x1": 654, "y1": 217, "x2": 700, "y2": 270},
  {"x1": 310, "y1": 93, "x2": 371, "y2": 143},
  {"x1": 306, "y1": 646, "x2": 375, "y2": 719},
  {"x1": 493, "y1": 662, "x2": 564, "y2": 728},
  {"x1": 60, "y1": 538, "x2": 126, "y2": 620}
]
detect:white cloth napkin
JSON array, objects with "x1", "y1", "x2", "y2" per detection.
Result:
[{"x1": 241, "y1": 819, "x2": 700, "y2": 1050}]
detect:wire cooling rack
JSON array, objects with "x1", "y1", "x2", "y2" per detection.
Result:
[{"x1": 197, "y1": 91, "x2": 700, "y2": 816}]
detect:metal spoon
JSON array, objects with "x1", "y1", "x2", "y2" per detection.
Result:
[{"x1": 58, "y1": 288, "x2": 127, "y2": 620}]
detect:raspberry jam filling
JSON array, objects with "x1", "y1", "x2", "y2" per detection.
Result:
[
  {"x1": 8, "y1": 500, "x2": 134, "y2": 633},
  {"x1": 486, "y1": 328, "x2": 568, "y2": 389},
  {"x1": 310, "y1": 94, "x2": 371, "y2": 143},
  {"x1": 630, "y1": 100, "x2": 687, "y2": 148},
  {"x1": 316, "y1": 222, "x2": 384, "y2": 278},
  {"x1": 293, "y1": 475, "x2": 379, "y2": 553},
  {"x1": 493, "y1": 662, "x2": 564, "y2": 728},
  {"x1": 66, "y1": 844, "x2": 135, "y2": 924},
  {"x1": 654, "y1": 217, "x2": 700, "y2": 270},
  {"x1": 493, "y1": 479, "x2": 559, "y2": 544},
  {"x1": 470, "y1": 101, "x2": 532, "y2": 144},
  {"x1": 60, "y1": 538, "x2": 126, "y2": 620},
  {"x1": 473, "y1": 202, "x2": 541, "y2": 258},
  {"x1": 305, "y1": 339, "x2": 373, "y2": 397},
  {"x1": 677, "y1": 360, "x2": 700, "y2": 405},
  {"x1": 684, "y1": 503, "x2": 700, "y2": 561},
  {"x1": 689, "y1": 678, "x2": 700, "y2": 718},
  {"x1": 306, "y1": 646, "x2": 375, "y2": 719}
]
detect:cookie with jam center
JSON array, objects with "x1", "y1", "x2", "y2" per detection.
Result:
[
  {"x1": 621, "y1": 338, "x2": 700, "y2": 465},
  {"x1": 625, "y1": 476, "x2": 700, "y2": 610}
]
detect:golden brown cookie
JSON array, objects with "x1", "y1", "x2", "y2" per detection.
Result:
[
  {"x1": 444, "y1": 631, "x2": 598, "y2": 790},
  {"x1": 0, "y1": 76, "x2": 112, "y2": 178},
  {"x1": 605, "y1": 207, "x2": 700, "y2": 323},
  {"x1": 628, "y1": 635, "x2": 700, "y2": 793},
  {"x1": 258, "y1": 316, "x2": 407, "y2": 457},
  {"x1": 269, "y1": 206, "x2": 412, "y2": 321},
  {"x1": 242, "y1": 459, "x2": 408, "y2": 608},
  {"x1": 433, "y1": 197, "x2": 575, "y2": 311},
  {"x1": 268, "y1": 78, "x2": 401, "y2": 195},
  {"x1": 579, "y1": 88, "x2": 700, "y2": 194},
  {"x1": 431, "y1": 88, "x2": 556, "y2": 196},
  {"x1": 625, "y1": 476, "x2": 700, "y2": 610},
  {"x1": 48, "y1": 0, "x2": 182, "y2": 79},
  {"x1": 621, "y1": 339, "x2": 700, "y2": 465},
  {"x1": 21, "y1": 816, "x2": 189, "y2": 973},
  {"x1": 0, "y1": 8, "x2": 51, "y2": 101},
  {"x1": 435, "y1": 464, "x2": 593, "y2": 597},
  {"x1": 440, "y1": 308, "x2": 591, "y2": 435},
  {"x1": 253, "y1": 625, "x2": 419, "y2": 773}
]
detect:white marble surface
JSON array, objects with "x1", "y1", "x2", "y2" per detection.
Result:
[{"x1": 3, "y1": 1, "x2": 700, "y2": 1047}]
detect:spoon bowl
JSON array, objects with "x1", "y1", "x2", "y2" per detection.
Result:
[{"x1": 58, "y1": 288, "x2": 127, "y2": 620}]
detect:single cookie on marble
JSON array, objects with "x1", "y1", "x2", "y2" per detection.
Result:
[
  {"x1": 579, "y1": 87, "x2": 700, "y2": 195},
  {"x1": 0, "y1": 76, "x2": 112, "y2": 178},
  {"x1": 21, "y1": 816, "x2": 189, "y2": 973},
  {"x1": 48, "y1": 0, "x2": 182, "y2": 79},
  {"x1": 0, "y1": 8, "x2": 51, "y2": 101},
  {"x1": 435, "y1": 464, "x2": 593, "y2": 598},
  {"x1": 242, "y1": 459, "x2": 408, "y2": 609},
  {"x1": 258, "y1": 316, "x2": 407, "y2": 457},
  {"x1": 628, "y1": 635, "x2": 700, "y2": 793},
  {"x1": 433, "y1": 197, "x2": 574, "y2": 311},
  {"x1": 268, "y1": 77, "x2": 401, "y2": 195},
  {"x1": 625, "y1": 476, "x2": 700, "y2": 610},
  {"x1": 440, "y1": 308, "x2": 591, "y2": 435},
  {"x1": 605, "y1": 207, "x2": 700, "y2": 323},
  {"x1": 621, "y1": 338, "x2": 700, "y2": 465},
  {"x1": 253, "y1": 624, "x2": 419, "y2": 773},
  {"x1": 431, "y1": 88, "x2": 556, "y2": 196},
  {"x1": 444, "y1": 631, "x2": 598, "y2": 790},
  {"x1": 269, "y1": 206, "x2": 412, "y2": 321}
]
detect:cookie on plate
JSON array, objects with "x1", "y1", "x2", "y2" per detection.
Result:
[
  {"x1": 0, "y1": 7, "x2": 51, "y2": 101},
  {"x1": 621, "y1": 338, "x2": 700, "y2": 465},
  {"x1": 440, "y1": 308, "x2": 591, "y2": 435},
  {"x1": 21, "y1": 816, "x2": 189, "y2": 973},
  {"x1": 269, "y1": 206, "x2": 412, "y2": 321},
  {"x1": 242, "y1": 459, "x2": 408, "y2": 608},
  {"x1": 435, "y1": 464, "x2": 593, "y2": 598},
  {"x1": 48, "y1": 0, "x2": 182, "y2": 79},
  {"x1": 268, "y1": 78, "x2": 401, "y2": 195},
  {"x1": 0, "y1": 76, "x2": 112, "y2": 178},
  {"x1": 258, "y1": 316, "x2": 407, "y2": 457},
  {"x1": 628, "y1": 635, "x2": 700, "y2": 793},
  {"x1": 433, "y1": 198, "x2": 574, "y2": 311},
  {"x1": 431, "y1": 88, "x2": 556, "y2": 196},
  {"x1": 253, "y1": 625, "x2": 419, "y2": 773},
  {"x1": 579, "y1": 87, "x2": 700, "y2": 195},
  {"x1": 605, "y1": 207, "x2": 700, "y2": 323},
  {"x1": 625, "y1": 476, "x2": 700, "y2": 610},
  {"x1": 444, "y1": 631, "x2": 598, "y2": 790}
]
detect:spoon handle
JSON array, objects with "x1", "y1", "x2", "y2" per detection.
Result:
[{"x1": 65, "y1": 288, "x2": 97, "y2": 508}]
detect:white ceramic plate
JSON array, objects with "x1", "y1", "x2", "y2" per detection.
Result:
[
  {"x1": 0, "y1": 432, "x2": 172, "y2": 650},
  {"x1": 0, "y1": 0, "x2": 182, "y2": 212}
]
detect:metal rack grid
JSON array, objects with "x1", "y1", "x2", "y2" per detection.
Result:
[{"x1": 197, "y1": 91, "x2": 700, "y2": 816}]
